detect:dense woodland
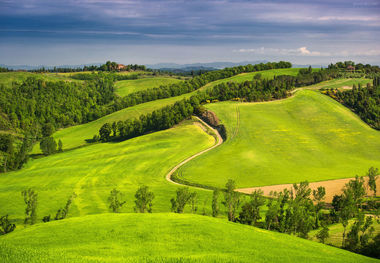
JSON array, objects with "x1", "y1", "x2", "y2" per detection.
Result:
[{"x1": 324, "y1": 77, "x2": 380, "y2": 130}]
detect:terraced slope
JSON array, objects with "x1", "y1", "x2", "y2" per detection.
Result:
[
  {"x1": 114, "y1": 77, "x2": 182, "y2": 97},
  {"x1": 179, "y1": 90, "x2": 380, "y2": 188},
  {"x1": 0, "y1": 213, "x2": 376, "y2": 263},
  {"x1": 1, "y1": 122, "x2": 215, "y2": 222}
]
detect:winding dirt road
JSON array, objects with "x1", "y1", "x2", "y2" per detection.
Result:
[{"x1": 165, "y1": 117, "x2": 223, "y2": 188}]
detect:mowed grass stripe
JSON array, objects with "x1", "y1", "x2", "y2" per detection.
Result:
[
  {"x1": 0, "y1": 213, "x2": 376, "y2": 263},
  {"x1": 179, "y1": 90, "x2": 380, "y2": 188}
]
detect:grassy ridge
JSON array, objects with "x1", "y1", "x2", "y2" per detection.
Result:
[
  {"x1": 114, "y1": 77, "x2": 182, "y2": 97},
  {"x1": 1, "y1": 122, "x2": 215, "y2": 222},
  {"x1": 303, "y1": 78, "x2": 372, "y2": 90},
  {"x1": 0, "y1": 213, "x2": 376, "y2": 263},
  {"x1": 179, "y1": 90, "x2": 380, "y2": 188},
  {"x1": 32, "y1": 68, "x2": 304, "y2": 153},
  {"x1": 0, "y1": 72, "x2": 83, "y2": 86}
]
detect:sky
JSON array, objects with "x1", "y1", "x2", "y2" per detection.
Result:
[{"x1": 0, "y1": 0, "x2": 380, "y2": 66}]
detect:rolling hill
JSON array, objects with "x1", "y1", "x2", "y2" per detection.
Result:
[
  {"x1": 178, "y1": 90, "x2": 380, "y2": 188},
  {"x1": 0, "y1": 213, "x2": 376, "y2": 263},
  {"x1": 114, "y1": 77, "x2": 183, "y2": 97},
  {"x1": 1, "y1": 121, "x2": 215, "y2": 223}
]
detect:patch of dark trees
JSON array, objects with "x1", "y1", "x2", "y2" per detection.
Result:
[
  {"x1": 328, "y1": 61, "x2": 380, "y2": 74},
  {"x1": 98, "y1": 68, "x2": 337, "y2": 143},
  {"x1": 109, "y1": 61, "x2": 293, "y2": 113},
  {"x1": 29, "y1": 61, "x2": 147, "y2": 73},
  {"x1": 324, "y1": 77, "x2": 380, "y2": 130}
]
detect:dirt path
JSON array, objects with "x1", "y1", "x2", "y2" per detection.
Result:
[
  {"x1": 165, "y1": 117, "x2": 223, "y2": 188},
  {"x1": 236, "y1": 177, "x2": 380, "y2": 203}
]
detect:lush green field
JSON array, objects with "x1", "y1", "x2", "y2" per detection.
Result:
[
  {"x1": 0, "y1": 213, "x2": 376, "y2": 263},
  {"x1": 179, "y1": 90, "x2": 380, "y2": 188},
  {"x1": 2, "y1": 122, "x2": 215, "y2": 223},
  {"x1": 31, "y1": 90, "x2": 204, "y2": 153},
  {"x1": 302, "y1": 78, "x2": 372, "y2": 90},
  {"x1": 114, "y1": 77, "x2": 182, "y2": 97},
  {"x1": 32, "y1": 68, "x2": 305, "y2": 153}
]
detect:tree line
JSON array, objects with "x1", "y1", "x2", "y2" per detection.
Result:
[
  {"x1": 29, "y1": 61, "x2": 147, "y2": 73},
  {"x1": 2, "y1": 167, "x2": 378, "y2": 258},
  {"x1": 98, "y1": 68, "x2": 337, "y2": 143},
  {"x1": 110, "y1": 61, "x2": 292, "y2": 112},
  {"x1": 324, "y1": 77, "x2": 380, "y2": 130}
]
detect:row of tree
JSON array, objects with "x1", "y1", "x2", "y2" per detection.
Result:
[
  {"x1": 110, "y1": 61, "x2": 292, "y2": 112},
  {"x1": 328, "y1": 61, "x2": 380, "y2": 74},
  {"x1": 98, "y1": 68, "x2": 337, "y2": 143},
  {"x1": 29, "y1": 61, "x2": 147, "y2": 73},
  {"x1": 324, "y1": 78, "x2": 380, "y2": 130}
]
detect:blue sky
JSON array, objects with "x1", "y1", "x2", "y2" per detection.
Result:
[{"x1": 0, "y1": 0, "x2": 379, "y2": 66}]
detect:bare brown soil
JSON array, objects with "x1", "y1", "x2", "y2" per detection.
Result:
[{"x1": 236, "y1": 177, "x2": 380, "y2": 203}]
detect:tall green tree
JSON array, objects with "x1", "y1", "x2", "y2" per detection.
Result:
[
  {"x1": 223, "y1": 179, "x2": 241, "y2": 221},
  {"x1": 40, "y1": 136, "x2": 57, "y2": 155},
  {"x1": 108, "y1": 188, "x2": 126, "y2": 213},
  {"x1": 367, "y1": 167, "x2": 379, "y2": 197},
  {"x1": 212, "y1": 189, "x2": 220, "y2": 217},
  {"x1": 239, "y1": 189, "x2": 265, "y2": 225},
  {"x1": 134, "y1": 185, "x2": 155, "y2": 213},
  {"x1": 55, "y1": 192, "x2": 77, "y2": 220},
  {"x1": 170, "y1": 187, "x2": 192, "y2": 213},
  {"x1": 313, "y1": 186, "x2": 326, "y2": 228},
  {"x1": 21, "y1": 188, "x2": 38, "y2": 225},
  {"x1": 99, "y1": 123, "x2": 112, "y2": 142}
]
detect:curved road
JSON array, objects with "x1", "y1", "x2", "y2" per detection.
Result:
[{"x1": 165, "y1": 116, "x2": 223, "y2": 189}]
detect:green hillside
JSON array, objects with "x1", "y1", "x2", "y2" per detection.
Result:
[
  {"x1": 0, "y1": 213, "x2": 376, "y2": 263},
  {"x1": 31, "y1": 68, "x2": 304, "y2": 153},
  {"x1": 114, "y1": 77, "x2": 182, "y2": 97},
  {"x1": 179, "y1": 90, "x2": 380, "y2": 188},
  {"x1": 1, "y1": 122, "x2": 215, "y2": 222},
  {"x1": 0, "y1": 72, "x2": 83, "y2": 86}
]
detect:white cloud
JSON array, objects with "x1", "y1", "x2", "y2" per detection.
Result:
[{"x1": 234, "y1": 47, "x2": 327, "y2": 56}]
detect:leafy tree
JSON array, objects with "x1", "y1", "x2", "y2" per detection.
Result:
[
  {"x1": 134, "y1": 185, "x2": 155, "y2": 213},
  {"x1": 190, "y1": 192, "x2": 198, "y2": 213},
  {"x1": 223, "y1": 179, "x2": 241, "y2": 221},
  {"x1": 316, "y1": 225, "x2": 329, "y2": 244},
  {"x1": 313, "y1": 186, "x2": 326, "y2": 228},
  {"x1": 40, "y1": 136, "x2": 57, "y2": 155},
  {"x1": 21, "y1": 188, "x2": 38, "y2": 225},
  {"x1": 170, "y1": 187, "x2": 193, "y2": 213},
  {"x1": 0, "y1": 134, "x2": 14, "y2": 173},
  {"x1": 42, "y1": 123, "x2": 55, "y2": 137},
  {"x1": 99, "y1": 123, "x2": 112, "y2": 142},
  {"x1": 108, "y1": 188, "x2": 126, "y2": 213},
  {"x1": 55, "y1": 193, "x2": 77, "y2": 220},
  {"x1": 239, "y1": 189, "x2": 265, "y2": 225},
  {"x1": 58, "y1": 139, "x2": 63, "y2": 152},
  {"x1": 367, "y1": 167, "x2": 379, "y2": 197},
  {"x1": 212, "y1": 189, "x2": 220, "y2": 217},
  {"x1": 345, "y1": 213, "x2": 374, "y2": 251},
  {"x1": 0, "y1": 215, "x2": 16, "y2": 235}
]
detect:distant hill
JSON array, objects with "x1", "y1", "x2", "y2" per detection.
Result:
[{"x1": 146, "y1": 60, "x2": 268, "y2": 69}]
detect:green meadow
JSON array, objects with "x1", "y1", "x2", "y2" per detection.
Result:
[
  {"x1": 114, "y1": 77, "x2": 182, "y2": 97},
  {"x1": 0, "y1": 213, "x2": 376, "y2": 263},
  {"x1": 31, "y1": 68, "x2": 305, "y2": 153},
  {"x1": 179, "y1": 90, "x2": 380, "y2": 188},
  {"x1": 0, "y1": 72, "x2": 82, "y2": 86},
  {"x1": 303, "y1": 78, "x2": 372, "y2": 90},
  {"x1": 1, "y1": 122, "x2": 215, "y2": 223}
]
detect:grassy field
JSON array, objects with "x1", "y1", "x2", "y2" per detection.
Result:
[
  {"x1": 302, "y1": 78, "x2": 372, "y2": 91},
  {"x1": 31, "y1": 68, "x2": 306, "y2": 153},
  {"x1": 0, "y1": 213, "x2": 376, "y2": 263},
  {"x1": 179, "y1": 90, "x2": 380, "y2": 188},
  {"x1": 1, "y1": 122, "x2": 215, "y2": 223},
  {"x1": 114, "y1": 77, "x2": 182, "y2": 97}
]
